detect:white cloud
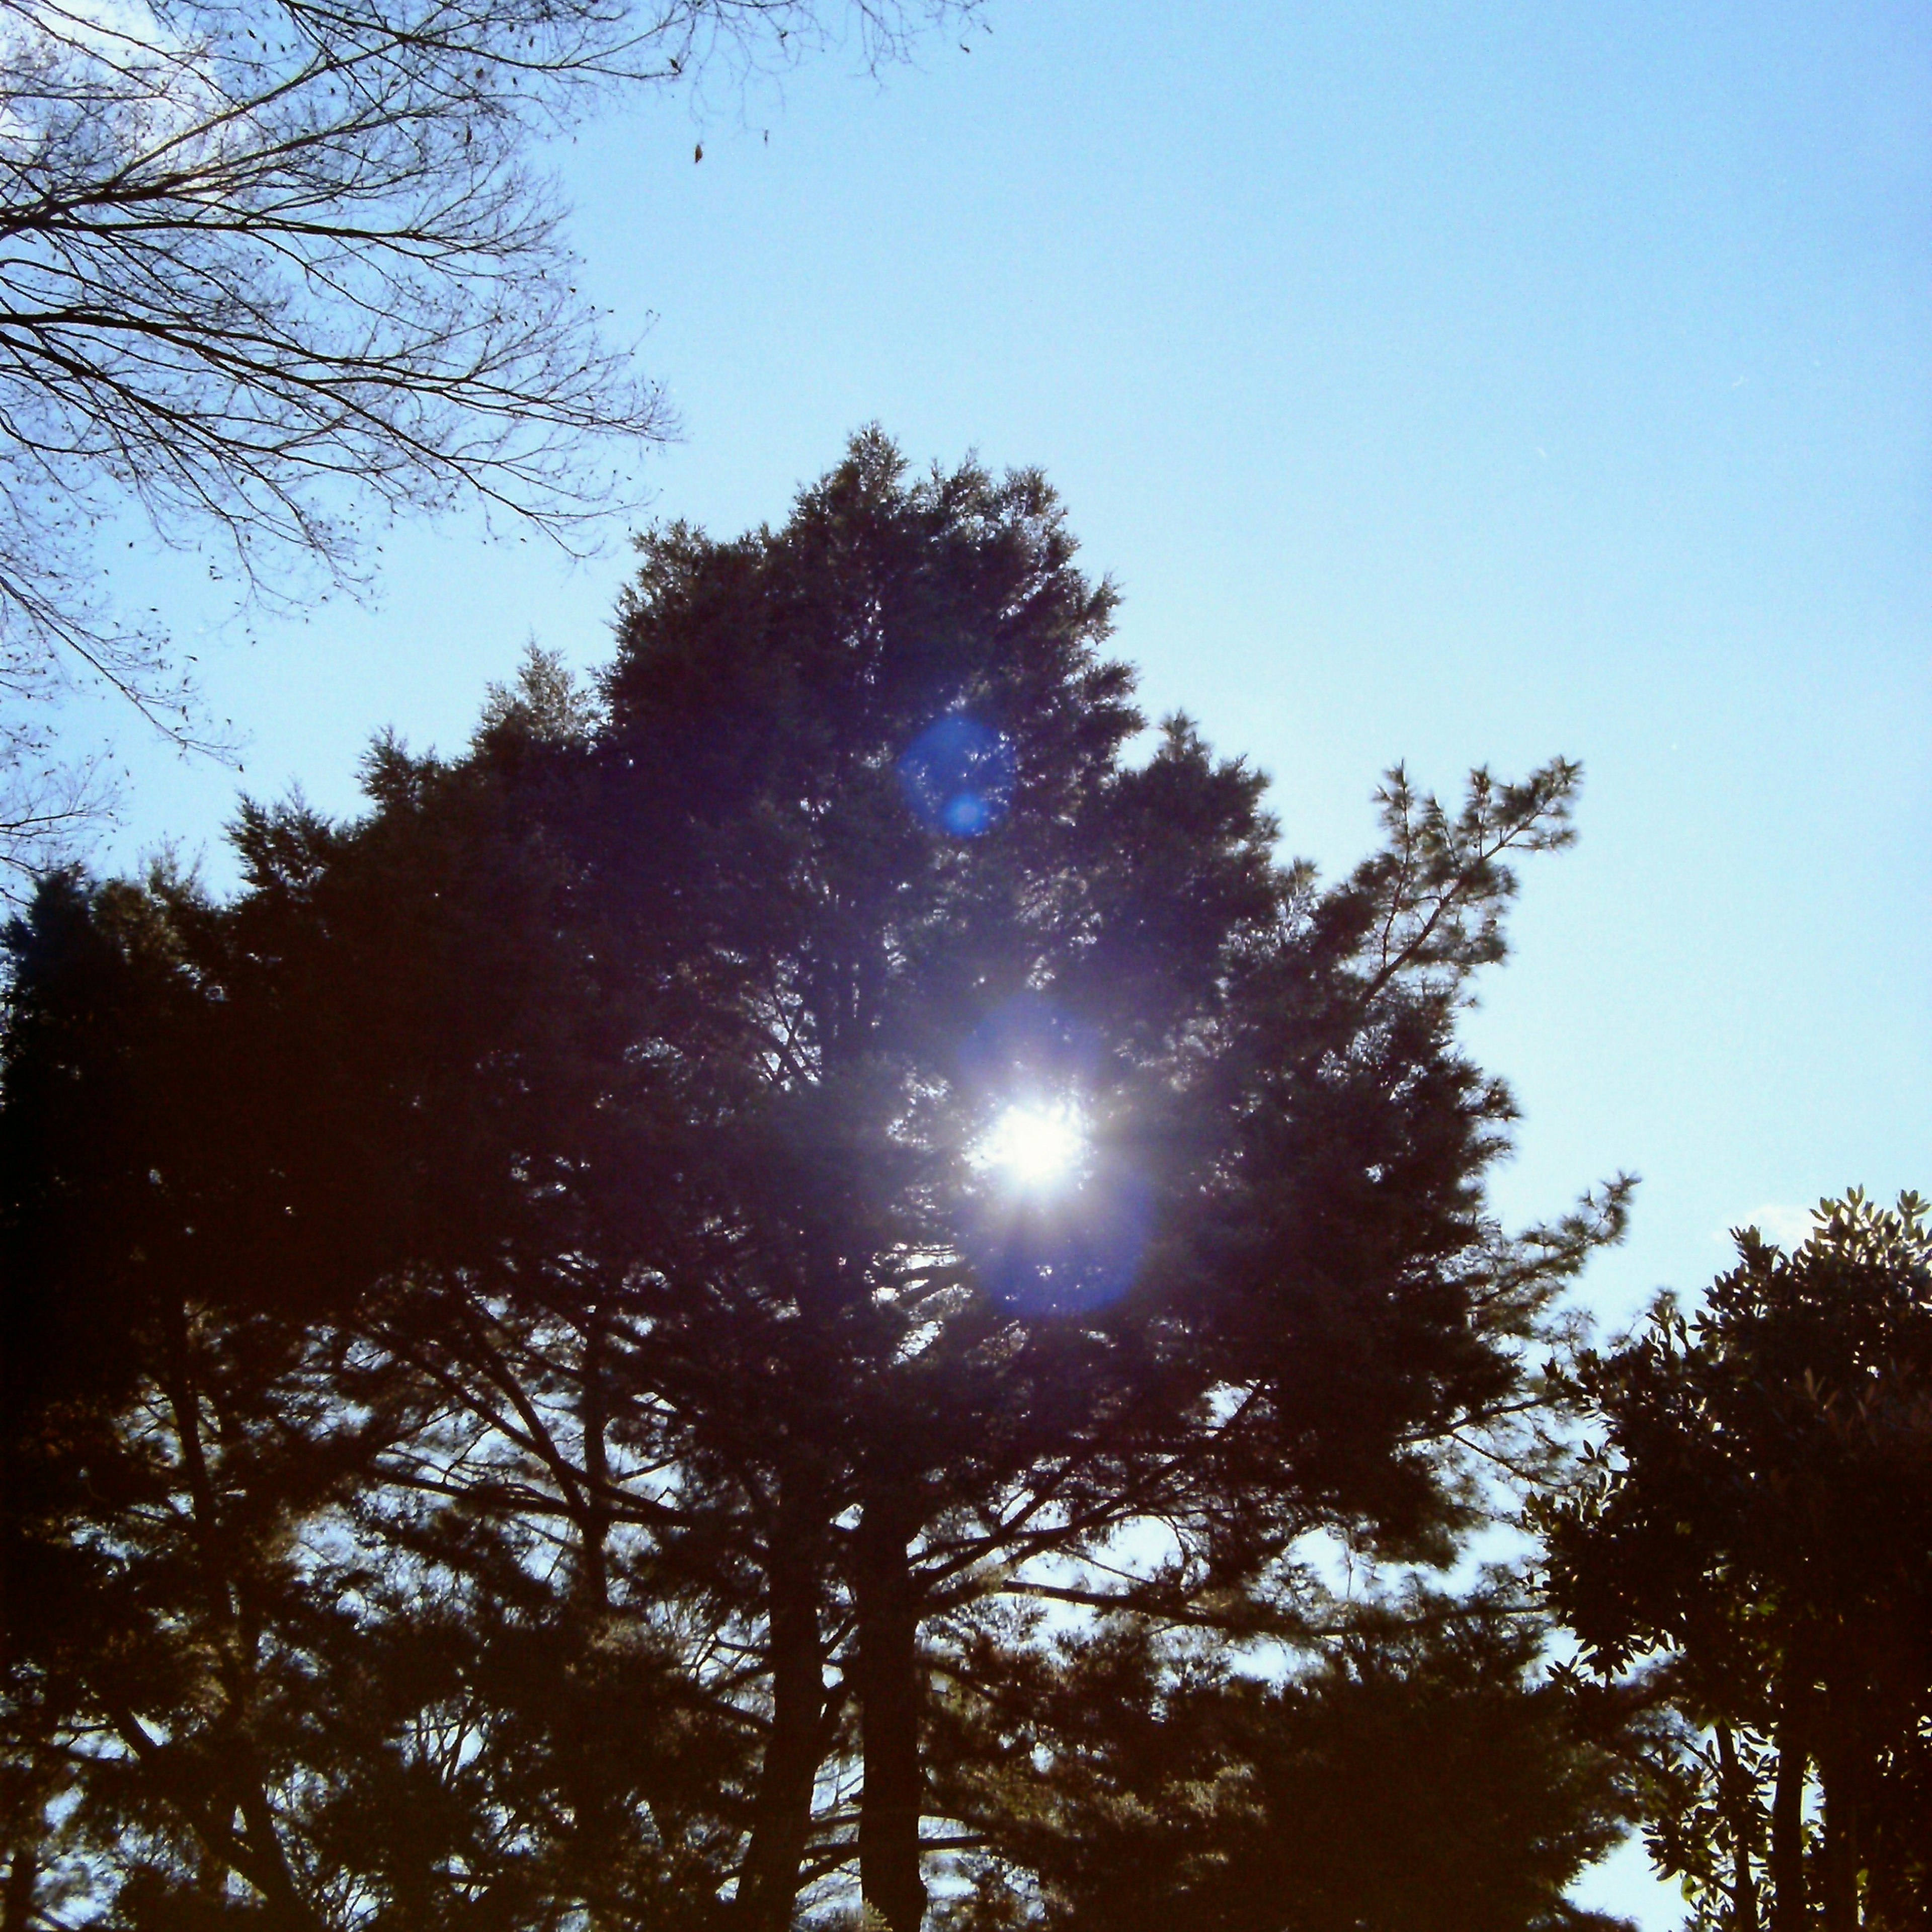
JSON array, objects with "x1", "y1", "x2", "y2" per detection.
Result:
[{"x1": 1732, "y1": 1202, "x2": 1822, "y2": 1250}]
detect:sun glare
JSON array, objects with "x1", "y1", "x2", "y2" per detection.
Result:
[{"x1": 974, "y1": 1100, "x2": 1089, "y2": 1193}]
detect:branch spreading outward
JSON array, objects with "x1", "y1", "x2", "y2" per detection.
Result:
[{"x1": 0, "y1": 0, "x2": 976, "y2": 887}]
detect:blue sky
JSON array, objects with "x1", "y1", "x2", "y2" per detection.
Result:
[{"x1": 87, "y1": 4, "x2": 1930, "y2": 1917}]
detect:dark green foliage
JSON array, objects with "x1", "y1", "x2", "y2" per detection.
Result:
[
  {"x1": 1, "y1": 750, "x2": 755, "y2": 1932},
  {"x1": 933, "y1": 1592, "x2": 1648, "y2": 1932},
  {"x1": 1544, "y1": 1190, "x2": 1932, "y2": 1931},
  {"x1": 3, "y1": 433, "x2": 1628, "y2": 1932}
]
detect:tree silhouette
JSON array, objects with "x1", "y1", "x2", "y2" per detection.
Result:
[
  {"x1": 929, "y1": 1581, "x2": 1655, "y2": 1932},
  {"x1": 1544, "y1": 1190, "x2": 1932, "y2": 1932},
  {"x1": 4, "y1": 433, "x2": 1630, "y2": 1931}
]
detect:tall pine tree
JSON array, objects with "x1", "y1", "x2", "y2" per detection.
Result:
[{"x1": 5, "y1": 432, "x2": 1631, "y2": 1932}]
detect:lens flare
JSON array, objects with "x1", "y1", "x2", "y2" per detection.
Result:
[
  {"x1": 955, "y1": 1003, "x2": 1152, "y2": 1315},
  {"x1": 974, "y1": 1101, "x2": 1089, "y2": 1193},
  {"x1": 899, "y1": 715, "x2": 1015, "y2": 839}
]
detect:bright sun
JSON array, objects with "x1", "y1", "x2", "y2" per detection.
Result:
[{"x1": 974, "y1": 1100, "x2": 1089, "y2": 1193}]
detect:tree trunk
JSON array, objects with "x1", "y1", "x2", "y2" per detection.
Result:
[
  {"x1": 1817, "y1": 1727, "x2": 1859, "y2": 1932},
  {"x1": 575, "y1": 1314, "x2": 612, "y2": 1614},
  {"x1": 3, "y1": 1849, "x2": 35, "y2": 1932},
  {"x1": 1769, "y1": 1673, "x2": 1809, "y2": 1932},
  {"x1": 160, "y1": 1302, "x2": 316, "y2": 1932},
  {"x1": 232, "y1": 1780, "x2": 315, "y2": 1932},
  {"x1": 1715, "y1": 1725, "x2": 1760, "y2": 1932},
  {"x1": 566, "y1": 1313, "x2": 617, "y2": 1920},
  {"x1": 736, "y1": 1499, "x2": 829, "y2": 1932},
  {"x1": 856, "y1": 1503, "x2": 924, "y2": 1932}
]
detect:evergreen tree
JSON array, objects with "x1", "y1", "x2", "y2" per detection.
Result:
[
  {"x1": 928, "y1": 1583, "x2": 1652, "y2": 1932},
  {"x1": 2, "y1": 802, "x2": 749, "y2": 1932},
  {"x1": 568, "y1": 434, "x2": 1628, "y2": 1930},
  {"x1": 1544, "y1": 1190, "x2": 1932, "y2": 1932},
  {"x1": 5, "y1": 432, "x2": 1631, "y2": 1932}
]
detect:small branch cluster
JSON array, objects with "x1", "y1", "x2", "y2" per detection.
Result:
[{"x1": 0, "y1": 0, "x2": 975, "y2": 887}]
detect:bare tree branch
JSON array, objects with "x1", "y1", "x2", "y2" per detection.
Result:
[{"x1": 0, "y1": 0, "x2": 979, "y2": 889}]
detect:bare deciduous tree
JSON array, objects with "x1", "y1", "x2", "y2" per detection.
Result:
[{"x1": 0, "y1": 0, "x2": 974, "y2": 887}]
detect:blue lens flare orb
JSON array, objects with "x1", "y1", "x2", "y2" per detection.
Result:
[
  {"x1": 898, "y1": 714, "x2": 1016, "y2": 838},
  {"x1": 962, "y1": 1142, "x2": 1152, "y2": 1318},
  {"x1": 955, "y1": 1000, "x2": 1152, "y2": 1318}
]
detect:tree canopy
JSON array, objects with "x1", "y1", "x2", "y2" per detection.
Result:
[
  {"x1": 1545, "y1": 1190, "x2": 1932, "y2": 1932},
  {"x1": 2, "y1": 433, "x2": 1639, "y2": 1932}
]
